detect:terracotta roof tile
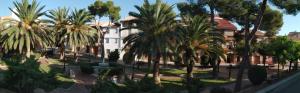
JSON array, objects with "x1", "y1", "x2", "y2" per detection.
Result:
[{"x1": 214, "y1": 17, "x2": 237, "y2": 31}]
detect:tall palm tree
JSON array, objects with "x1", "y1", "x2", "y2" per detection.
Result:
[
  {"x1": 176, "y1": 15, "x2": 224, "y2": 88},
  {"x1": 0, "y1": 0, "x2": 51, "y2": 57},
  {"x1": 46, "y1": 7, "x2": 70, "y2": 60},
  {"x1": 66, "y1": 9, "x2": 96, "y2": 62},
  {"x1": 123, "y1": 0, "x2": 179, "y2": 84}
]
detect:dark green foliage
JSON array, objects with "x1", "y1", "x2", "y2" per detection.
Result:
[
  {"x1": 1, "y1": 56, "x2": 74, "y2": 93},
  {"x1": 88, "y1": 0, "x2": 120, "y2": 21},
  {"x1": 2, "y1": 56, "x2": 41, "y2": 93},
  {"x1": 121, "y1": 77, "x2": 160, "y2": 93},
  {"x1": 108, "y1": 50, "x2": 120, "y2": 62},
  {"x1": 248, "y1": 66, "x2": 267, "y2": 85},
  {"x1": 177, "y1": 2, "x2": 207, "y2": 16},
  {"x1": 92, "y1": 69, "x2": 119, "y2": 93},
  {"x1": 210, "y1": 87, "x2": 232, "y2": 93},
  {"x1": 99, "y1": 67, "x2": 124, "y2": 78},
  {"x1": 91, "y1": 79, "x2": 119, "y2": 93},
  {"x1": 200, "y1": 55, "x2": 210, "y2": 66},
  {"x1": 80, "y1": 63, "x2": 94, "y2": 74},
  {"x1": 182, "y1": 78, "x2": 203, "y2": 93}
]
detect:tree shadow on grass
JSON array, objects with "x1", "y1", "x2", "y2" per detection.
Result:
[{"x1": 0, "y1": 55, "x2": 74, "y2": 93}]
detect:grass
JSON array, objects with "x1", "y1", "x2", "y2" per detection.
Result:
[
  {"x1": 138, "y1": 68, "x2": 210, "y2": 76},
  {"x1": 55, "y1": 73, "x2": 75, "y2": 88},
  {"x1": 200, "y1": 79, "x2": 235, "y2": 86},
  {"x1": 161, "y1": 77, "x2": 235, "y2": 90}
]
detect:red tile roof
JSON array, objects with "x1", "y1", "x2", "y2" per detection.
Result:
[{"x1": 214, "y1": 17, "x2": 237, "y2": 31}]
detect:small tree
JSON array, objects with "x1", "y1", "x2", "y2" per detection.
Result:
[
  {"x1": 108, "y1": 50, "x2": 120, "y2": 63},
  {"x1": 248, "y1": 66, "x2": 267, "y2": 85}
]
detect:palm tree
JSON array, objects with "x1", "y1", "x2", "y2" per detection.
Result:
[
  {"x1": 0, "y1": 0, "x2": 51, "y2": 57},
  {"x1": 176, "y1": 15, "x2": 224, "y2": 88},
  {"x1": 46, "y1": 7, "x2": 70, "y2": 60},
  {"x1": 123, "y1": 0, "x2": 179, "y2": 84},
  {"x1": 66, "y1": 9, "x2": 96, "y2": 62}
]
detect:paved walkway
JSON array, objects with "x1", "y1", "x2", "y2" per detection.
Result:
[{"x1": 48, "y1": 66, "x2": 97, "y2": 93}]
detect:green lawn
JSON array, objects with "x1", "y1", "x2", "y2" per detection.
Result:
[
  {"x1": 39, "y1": 62, "x2": 75, "y2": 91},
  {"x1": 161, "y1": 77, "x2": 235, "y2": 91},
  {"x1": 138, "y1": 68, "x2": 210, "y2": 76}
]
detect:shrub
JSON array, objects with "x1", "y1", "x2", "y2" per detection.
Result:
[
  {"x1": 92, "y1": 69, "x2": 119, "y2": 93},
  {"x1": 80, "y1": 64, "x2": 94, "y2": 74},
  {"x1": 92, "y1": 79, "x2": 119, "y2": 93},
  {"x1": 121, "y1": 77, "x2": 160, "y2": 93},
  {"x1": 248, "y1": 65, "x2": 267, "y2": 85},
  {"x1": 2, "y1": 56, "x2": 58, "y2": 93},
  {"x1": 200, "y1": 55, "x2": 210, "y2": 66},
  {"x1": 108, "y1": 50, "x2": 120, "y2": 63},
  {"x1": 210, "y1": 87, "x2": 232, "y2": 93}
]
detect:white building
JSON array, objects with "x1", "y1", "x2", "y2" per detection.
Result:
[{"x1": 96, "y1": 16, "x2": 139, "y2": 59}]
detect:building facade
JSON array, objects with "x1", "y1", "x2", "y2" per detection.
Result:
[{"x1": 288, "y1": 31, "x2": 300, "y2": 41}]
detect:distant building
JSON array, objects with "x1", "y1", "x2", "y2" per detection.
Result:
[
  {"x1": 288, "y1": 31, "x2": 300, "y2": 41},
  {"x1": 90, "y1": 16, "x2": 140, "y2": 59}
]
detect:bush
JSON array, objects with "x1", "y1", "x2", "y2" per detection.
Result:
[
  {"x1": 2, "y1": 56, "x2": 58, "y2": 93},
  {"x1": 80, "y1": 64, "x2": 94, "y2": 74},
  {"x1": 210, "y1": 87, "x2": 232, "y2": 93},
  {"x1": 108, "y1": 50, "x2": 120, "y2": 63},
  {"x1": 248, "y1": 65, "x2": 267, "y2": 85},
  {"x1": 200, "y1": 55, "x2": 210, "y2": 66},
  {"x1": 92, "y1": 69, "x2": 119, "y2": 93},
  {"x1": 92, "y1": 79, "x2": 119, "y2": 93},
  {"x1": 121, "y1": 77, "x2": 160, "y2": 93}
]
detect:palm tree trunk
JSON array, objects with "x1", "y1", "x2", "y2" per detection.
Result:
[
  {"x1": 289, "y1": 61, "x2": 292, "y2": 72},
  {"x1": 131, "y1": 60, "x2": 135, "y2": 80},
  {"x1": 263, "y1": 55, "x2": 266, "y2": 67},
  {"x1": 26, "y1": 47, "x2": 31, "y2": 58},
  {"x1": 186, "y1": 63, "x2": 193, "y2": 80},
  {"x1": 74, "y1": 47, "x2": 79, "y2": 63},
  {"x1": 186, "y1": 60, "x2": 193, "y2": 91},
  {"x1": 93, "y1": 46, "x2": 99, "y2": 57},
  {"x1": 153, "y1": 55, "x2": 161, "y2": 84},
  {"x1": 212, "y1": 59, "x2": 218, "y2": 79},
  {"x1": 59, "y1": 46, "x2": 65, "y2": 60},
  {"x1": 237, "y1": 56, "x2": 241, "y2": 64},
  {"x1": 86, "y1": 45, "x2": 90, "y2": 53},
  {"x1": 145, "y1": 56, "x2": 152, "y2": 77}
]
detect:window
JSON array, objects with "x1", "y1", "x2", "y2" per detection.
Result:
[
  {"x1": 106, "y1": 38, "x2": 109, "y2": 43},
  {"x1": 115, "y1": 38, "x2": 118, "y2": 44},
  {"x1": 105, "y1": 27, "x2": 109, "y2": 34}
]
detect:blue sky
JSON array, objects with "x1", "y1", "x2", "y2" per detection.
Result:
[{"x1": 0, "y1": 0, "x2": 300, "y2": 35}]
